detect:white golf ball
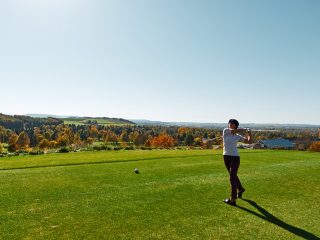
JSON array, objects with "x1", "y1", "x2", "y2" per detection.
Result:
[{"x1": 134, "y1": 168, "x2": 139, "y2": 174}]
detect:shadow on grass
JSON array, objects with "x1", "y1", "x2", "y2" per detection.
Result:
[{"x1": 236, "y1": 198, "x2": 319, "y2": 240}]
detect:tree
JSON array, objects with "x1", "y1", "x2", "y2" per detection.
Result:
[
  {"x1": 8, "y1": 133, "x2": 18, "y2": 152},
  {"x1": 120, "y1": 131, "x2": 130, "y2": 142},
  {"x1": 16, "y1": 131, "x2": 31, "y2": 150},
  {"x1": 89, "y1": 125, "x2": 99, "y2": 139},
  {"x1": 43, "y1": 130, "x2": 54, "y2": 140},
  {"x1": 50, "y1": 140, "x2": 58, "y2": 148},
  {"x1": 194, "y1": 137, "x2": 202, "y2": 147},
  {"x1": 39, "y1": 139, "x2": 50, "y2": 150},
  {"x1": 150, "y1": 134, "x2": 175, "y2": 148},
  {"x1": 86, "y1": 137, "x2": 94, "y2": 146},
  {"x1": 129, "y1": 131, "x2": 139, "y2": 144},
  {"x1": 309, "y1": 141, "x2": 320, "y2": 152},
  {"x1": 104, "y1": 130, "x2": 118, "y2": 142},
  {"x1": 56, "y1": 134, "x2": 69, "y2": 147},
  {"x1": 184, "y1": 134, "x2": 194, "y2": 146},
  {"x1": 0, "y1": 126, "x2": 10, "y2": 143}
]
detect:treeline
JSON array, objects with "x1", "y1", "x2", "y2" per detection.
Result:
[
  {"x1": 0, "y1": 122, "x2": 319, "y2": 153},
  {"x1": 0, "y1": 112, "x2": 319, "y2": 153},
  {"x1": 0, "y1": 124, "x2": 220, "y2": 152},
  {"x1": 0, "y1": 113, "x2": 62, "y2": 132}
]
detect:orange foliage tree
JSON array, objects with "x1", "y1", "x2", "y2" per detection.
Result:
[
  {"x1": 309, "y1": 141, "x2": 320, "y2": 152},
  {"x1": 150, "y1": 134, "x2": 175, "y2": 148}
]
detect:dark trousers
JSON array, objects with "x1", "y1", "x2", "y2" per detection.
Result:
[{"x1": 223, "y1": 155, "x2": 244, "y2": 199}]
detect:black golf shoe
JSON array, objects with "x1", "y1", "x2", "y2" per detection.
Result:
[
  {"x1": 223, "y1": 199, "x2": 236, "y2": 206},
  {"x1": 237, "y1": 189, "x2": 245, "y2": 198}
]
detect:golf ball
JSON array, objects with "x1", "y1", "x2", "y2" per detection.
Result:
[{"x1": 134, "y1": 168, "x2": 139, "y2": 174}]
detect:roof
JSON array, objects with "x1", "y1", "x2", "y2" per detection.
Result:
[{"x1": 259, "y1": 139, "x2": 293, "y2": 148}]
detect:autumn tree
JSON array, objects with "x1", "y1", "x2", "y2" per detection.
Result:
[
  {"x1": 150, "y1": 134, "x2": 175, "y2": 148},
  {"x1": 16, "y1": 131, "x2": 31, "y2": 150},
  {"x1": 0, "y1": 126, "x2": 10, "y2": 143},
  {"x1": 144, "y1": 138, "x2": 152, "y2": 147},
  {"x1": 103, "y1": 130, "x2": 118, "y2": 142},
  {"x1": 33, "y1": 127, "x2": 43, "y2": 146},
  {"x1": 129, "y1": 131, "x2": 139, "y2": 144},
  {"x1": 86, "y1": 137, "x2": 94, "y2": 146},
  {"x1": 89, "y1": 125, "x2": 99, "y2": 139},
  {"x1": 55, "y1": 126, "x2": 75, "y2": 147},
  {"x1": 309, "y1": 141, "x2": 320, "y2": 152},
  {"x1": 50, "y1": 140, "x2": 58, "y2": 148},
  {"x1": 194, "y1": 137, "x2": 202, "y2": 147},
  {"x1": 120, "y1": 131, "x2": 130, "y2": 142},
  {"x1": 8, "y1": 133, "x2": 18, "y2": 152},
  {"x1": 39, "y1": 139, "x2": 50, "y2": 150},
  {"x1": 43, "y1": 129, "x2": 54, "y2": 140},
  {"x1": 56, "y1": 133, "x2": 69, "y2": 147}
]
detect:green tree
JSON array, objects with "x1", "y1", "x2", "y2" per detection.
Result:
[{"x1": 184, "y1": 134, "x2": 194, "y2": 146}]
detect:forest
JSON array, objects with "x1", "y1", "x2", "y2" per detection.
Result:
[{"x1": 0, "y1": 113, "x2": 319, "y2": 154}]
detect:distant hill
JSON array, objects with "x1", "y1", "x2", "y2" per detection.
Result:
[
  {"x1": 131, "y1": 119, "x2": 320, "y2": 130},
  {"x1": 26, "y1": 114, "x2": 75, "y2": 119},
  {"x1": 0, "y1": 113, "x2": 63, "y2": 132},
  {"x1": 26, "y1": 114, "x2": 135, "y2": 126},
  {"x1": 62, "y1": 117, "x2": 135, "y2": 126}
]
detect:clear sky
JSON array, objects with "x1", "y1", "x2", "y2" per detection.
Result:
[{"x1": 1, "y1": 0, "x2": 319, "y2": 124}]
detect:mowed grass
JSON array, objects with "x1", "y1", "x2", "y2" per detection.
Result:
[{"x1": 0, "y1": 150, "x2": 319, "y2": 240}]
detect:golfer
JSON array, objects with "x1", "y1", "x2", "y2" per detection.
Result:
[{"x1": 223, "y1": 119, "x2": 252, "y2": 206}]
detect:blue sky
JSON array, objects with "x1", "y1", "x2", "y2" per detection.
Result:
[{"x1": 1, "y1": 0, "x2": 319, "y2": 124}]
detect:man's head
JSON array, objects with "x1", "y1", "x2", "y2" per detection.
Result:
[{"x1": 228, "y1": 119, "x2": 239, "y2": 129}]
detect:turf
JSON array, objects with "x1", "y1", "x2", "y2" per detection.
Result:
[{"x1": 0, "y1": 150, "x2": 319, "y2": 239}]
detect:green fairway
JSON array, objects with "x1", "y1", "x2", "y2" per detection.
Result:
[{"x1": 0, "y1": 150, "x2": 319, "y2": 240}]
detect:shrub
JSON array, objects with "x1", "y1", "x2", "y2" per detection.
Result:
[
  {"x1": 29, "y1": 150, "x2": 44, "y2": 155},
  {"x1": 58, "y1": 147, "x2": 70, "y2": 153},
  {"x1": 140, "y1": 146, "x2": 152, "y2": 150}
]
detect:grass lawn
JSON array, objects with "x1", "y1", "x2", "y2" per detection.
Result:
[{"x1": 0, "y1": 150, "x2": 319, "y2": 239}]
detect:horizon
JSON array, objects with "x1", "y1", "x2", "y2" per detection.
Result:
[
  {"x1": 1, "y1": 0, "x2": 320, "y2": 124},
  {"x1": 1, "y1": 112, "x2": 320, "y2": 126}
]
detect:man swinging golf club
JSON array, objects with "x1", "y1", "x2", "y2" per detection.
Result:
[{"x1": 223, "y1": 119, "x2": 252, "y2": 206}]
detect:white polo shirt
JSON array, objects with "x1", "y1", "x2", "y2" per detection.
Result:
[{"x1": 223, "y1": 128, "x2": 245, "y2": 156}]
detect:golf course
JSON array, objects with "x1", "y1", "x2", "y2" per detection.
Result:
[{"x1": 0, "y1": 149, "x2": 319, "y2": 240}]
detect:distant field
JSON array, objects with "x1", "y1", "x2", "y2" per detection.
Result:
[
  {"x1": 63, "y1": 117, "x2": 134, "y2": 126},
  {"x1": 0, "y1": 150, "x2": 319, "y2": 239}
]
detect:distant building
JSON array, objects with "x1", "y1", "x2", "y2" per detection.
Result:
[{"x1": 255, "y1": 139, "x2": 293, "y2": 149}]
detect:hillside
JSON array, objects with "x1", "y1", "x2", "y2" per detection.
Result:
[
  {"x1": 62, "y1": 117, "x2": 135, "y2": 126},
  {"x1": 0, "y1": 113, "x2": 63, "y2": 132},
  {"x1": 26, "y1": 114, "x2": 135, "y2": 126}
]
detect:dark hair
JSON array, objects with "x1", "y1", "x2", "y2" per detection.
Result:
[{"x1": 228, "y1": 119, "x2": 239, "y2": 129}]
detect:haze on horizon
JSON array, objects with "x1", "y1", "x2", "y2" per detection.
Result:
[{"x1": 1, "y1": 0, "x2": 319, "y2": 124}]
